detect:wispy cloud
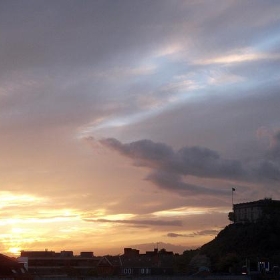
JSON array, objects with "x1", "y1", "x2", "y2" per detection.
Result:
[
  {"x1": 207, "y1": 71, "x2": 245, "y2": 86},
  {"x1": 154, "y1": 43, "x2": 184, "y2": 58},
  {"x1": 195, "y1": 49, "x2": 280, "y2": 65},
  {"x1": 0, "y1": 191, "x2": 46, "y2": 209},
  {"x1": 78, "y1": 76, "x2": 203, "y2": 136},
  {"x1": 167, "y1": 229, "x2": 219, "y2": 238},
  {"x1": 92, "y1": 65, "x2": 157, "y2": 80},
  {"x1": 84, "y1": 218, "x2": 182, "y2": 227}
]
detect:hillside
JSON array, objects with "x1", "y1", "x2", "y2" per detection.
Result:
[{"x1": 199, "y1": 217, "x2": 280, "y2": 272}]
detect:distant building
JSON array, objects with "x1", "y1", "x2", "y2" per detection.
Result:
[
  {"x1": 121, "y1": 248, "x2": 174, "y2": 276},
  {"x1": 18, "y1": 248, "x2": 174, "y2": 277},
  {"x1": 18, "y1": 250, "x2": 98, "y2": 277},
  {"x1": 123, "y1": 247, "x2": 140, "y2": 257},
  {"x1": 20, "y1": 250, "x2": 56, "y2": 258},
  {"x1": 233, "y1": 198, "x2": 280, "y2": 223},
  {"x1": 80, "y1": 252, "x2": 94, "y2": 258}
]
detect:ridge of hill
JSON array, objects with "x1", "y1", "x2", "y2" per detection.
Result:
[{"x1": 198, "y1": 217, "x2": 280, "y2": 272}]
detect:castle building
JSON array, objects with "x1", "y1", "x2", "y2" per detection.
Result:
[{"x1": 233, "y1": 199, "x2": 280, "y2": 223}]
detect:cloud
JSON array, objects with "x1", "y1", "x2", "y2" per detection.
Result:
[
  {"x1": 99, "y1": 138, "x2": 174, "y2": 166},
  {"x1": 195, "y1": 49, "x2": 280, "y2": 65},
  {"x1": 98, "y1": 137, "x2": 247, "y2": 180},
  {"x1": 267, "y1": 130, "x2": 280, "y2": 160},
  {"x1": 252, "y1": 160, "x2": 280, "y2": 182},
  {"x1": 167, "y1": 229, "x2": 219, "y2": 238},
  {"x1": 92, "y1": 65, "x2": 157, "y2": 80},
  {"x1": 207, "y1": 71, "x2": 245, "y2": 86},
  {"x1": 83, "y1": 218, "x2": 182, "y2": 227},
  {"x1": 154, "y1": 43, "x2": 184, "y2": 58},
  {"x1": 167, "y1": 232, "x2": 185, "y2": 238},
  {"x1": 146, "y1": 171, "x2": 229, "y2": 197},
  {"x1": 94, "y1": 134, "x2": 280, "y2": 196}
]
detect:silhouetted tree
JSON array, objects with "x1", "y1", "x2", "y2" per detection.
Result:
[{"x1": 228, "y1": 212, "x2": 234, "y2": 222}]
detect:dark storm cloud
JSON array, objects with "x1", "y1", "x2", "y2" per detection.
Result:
[
  {"x1": 83, "y1": 218, "x2": 182, "y2": 227},
  {"x1": 146, "y1": 171, "x2": 229, "y2": 197},
  {"x1": 97, "y1": 133, "x2": 280, "y2": 196},
  {"x1": 267, "y1": 131, "x2": 280, "y2": 161},
  {"x1": 99, "y1": 138, "x2": 246, "y2": 180},
  {"x1": 247, "y1": 130, "x2": 280, "y2": 182},
  {"x1": 99, "y1": 138, "x2": 174, "y2": 165},
  {"x1": 99, "y1": 138, "x2": 246, "y2": 175},
  {"x1": 252, "y1": 160, "x2": 280, "y2": 182}
]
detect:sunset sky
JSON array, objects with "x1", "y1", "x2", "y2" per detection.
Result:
[{"x1": 1, "y1": 0, "x2": 280, "y2": 257}]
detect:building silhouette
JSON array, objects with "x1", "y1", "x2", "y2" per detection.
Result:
[
  {"x1": 17, "y1": 248, "x2": 174, "y2": 277},
  {"x1": 233, "y1": 198, "x2": 280, "y2": 223}
]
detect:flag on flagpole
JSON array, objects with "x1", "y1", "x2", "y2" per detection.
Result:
[{"x1": 232, "y1": 188, "x2": 236, "y2": 191}]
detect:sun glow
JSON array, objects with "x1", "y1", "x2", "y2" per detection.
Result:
[
  {"x1": 8, "y1": 247, "x2": 22, "y2": 255},
  {"x1": 0, "y1": 191, "x2": 46, "y2": 208}
]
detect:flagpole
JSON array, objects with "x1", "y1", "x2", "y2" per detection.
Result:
[
  {"x1": 232, "y1": 188, "x2": 233, "y2": 210},
  {"x1": 232, "y1": 188, "x2": 235, "y2": 210}
]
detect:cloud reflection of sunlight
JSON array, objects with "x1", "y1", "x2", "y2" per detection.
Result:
[
  {"x1": 0, "y1": 191, "x2": 46, "y2": 208},
  {"x1": 153, "y1": 206, "x2": 229, "y2": 217}
]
